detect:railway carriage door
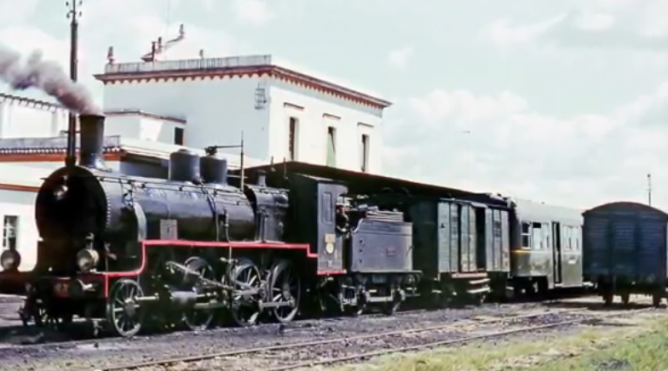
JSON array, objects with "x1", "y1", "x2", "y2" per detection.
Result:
[{"x1": 552, "y1": 222, "x2": 563, "y2": 284}]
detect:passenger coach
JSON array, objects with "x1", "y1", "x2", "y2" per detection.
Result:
[{"x1": 509, "y1": 199, "x2": 584, "y2": 296}]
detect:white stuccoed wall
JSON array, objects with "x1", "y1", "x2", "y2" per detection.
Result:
[
  {"x1": 104, "y1": 115, "x2": 185, "y2": 144},
  {"x1": 99, "y1": 55, "x2": 389, "y2": 174},
  {"x1": 0, "y1": 96, "x2": 69, "y2": 138},
  {"x1": 102, "y1": 77, "x2": 271, "y2": 160},
  {"x1": 268, "y1": 82, "x2": 383, "y2": 172},
  {"x1": 0, "y1": 163, "x2": 55, "y2": 272},
  {"x1": 0, "y1": 190, "x2": 39, "y2": 271}
]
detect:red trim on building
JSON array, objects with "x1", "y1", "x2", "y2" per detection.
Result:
[
  {"x1": 0, "y1": 93, "x2": 62, "y2": 111},
  {"x1": 94, "y1": 65, "x2": 391, "y2": 110},
  {"x1": 0, "y1": 183, "x2": 39, "y2": 192}
]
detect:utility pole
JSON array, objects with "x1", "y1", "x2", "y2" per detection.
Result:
[
  {"x1": 647, "y1": 173, "x2": 652, "y2": 206},
  {"x1": 65, "y1": 0, "x2": 81, "y2": 167}
]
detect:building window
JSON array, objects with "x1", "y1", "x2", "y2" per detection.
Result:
[
  {"x1": 174, "y1": 127, "x2": 184, "y2": 145},
  {"x1": 288, "y1": 117, "x2": 298, "y2": 161},
  {"x1": 3, "y1": 216, "x2": 18, "y2": 250},
  {"x1": 326, "y1": 126, "x2": 337, "y2": 167},
  {"x1": 360, "y1": 134, "x2": 370, "y2": 172}
]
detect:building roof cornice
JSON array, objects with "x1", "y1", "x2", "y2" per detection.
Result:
[{"x1": 94, "y1": 55, "x2": 392, "y2": 110}]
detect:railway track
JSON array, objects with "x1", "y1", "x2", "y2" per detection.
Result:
[
  {"x1": 89, "y1": 305, "x2": 651, "y2": 371},
  {"x1": 0, "y1": 299, "x2": 554, "y2": 351},
  {"x1": 0, "y1": 290, "x2": 590, "y2": 350},
  {"x1": 0, "y1": 307, "x2": 431, "y2": 351}
]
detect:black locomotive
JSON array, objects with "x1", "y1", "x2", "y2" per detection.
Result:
[{"x1": 0, "y1": 113, "x2": 597, "y2": 337}]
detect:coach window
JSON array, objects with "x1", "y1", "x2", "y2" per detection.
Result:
[
  {"x1": 531, "y1": 223, "x2": 543, "y2": 250},
  {"x1": 521, "y1": 222, "x2": 531, "y2": 249},
  {"x1": 3, "y1": 215, "x2": 18, "y2": 250},
  {"x1": 570, "y1": 227, "x2": 575, "y2": 251},
  {"x1": 565, "y1": 226, "x2": 573, "y2": 251}
]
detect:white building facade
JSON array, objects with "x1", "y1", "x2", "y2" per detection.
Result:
[
  {"x1": 96, "y1": 55, "x2": 391, "y2": 174},
  {"x1": 0, "y1": 163, "x2": 51, "y2": 272},
  {"x1": 0, "y1": 93, "x2": 70, "y2": 138}
]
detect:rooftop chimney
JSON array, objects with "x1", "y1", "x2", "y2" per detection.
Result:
[{"x1": 78, "y1": 114, "x2": 107, "y2": 170}]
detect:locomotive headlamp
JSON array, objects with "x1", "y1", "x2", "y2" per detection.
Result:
[
  {"x1": 0, "y1": 249, "x2": 20, "y2": 271},
  {"x1": 76, "y1": 248, "x2": 99, "y2": 272}
]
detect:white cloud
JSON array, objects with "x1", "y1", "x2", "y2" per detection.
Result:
[
  {"x1": 387, "y1": 47, "x2": 414, "y2": 69},
  {"x1": 0, "y1": 0, "x2": 245, "y2": 106},
  {"x1": 0, "y1": 0, "x2": 38, "y2": 25},
  {"x1": 383, "y1": 81, "x2": 668, "y2": 210},
  {"x1": 480, "y1": 14, "x2": 566, "y2": 47},
  {"x1": 576, "y1": 12, "x2": 615, "y2": 31},
  {"x1": 481, "y1": 1, "x2": 668, "y2": 51},
  {"x1": 407, "y1": 90, "x2": 527, "y2": 125},
  {"x1": 233, "y1": 0, "x2": 274, "y2": 27}
]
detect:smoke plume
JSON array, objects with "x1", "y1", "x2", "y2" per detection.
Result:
[{"x1": 0, "y1": 44, "x2": 101, "y2": 115}]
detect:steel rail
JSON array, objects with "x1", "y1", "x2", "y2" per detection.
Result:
[
  {"x1": 94, "y1": 308, "x2": 584, "y2": 371},
  {"x1": 1, "y1": 307, "x2": 430, "y2": 352},
  {"x1": 267, "y1": 307, "x2": 656, "y2": 371}
]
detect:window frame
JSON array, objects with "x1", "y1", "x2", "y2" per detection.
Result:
[{"x1": 173, "y1": 127, "x2": 184, "y2": 145}]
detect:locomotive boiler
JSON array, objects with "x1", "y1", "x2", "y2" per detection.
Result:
[{"x1": 34, "y1": 114, "x2": 278, "y2": 274}]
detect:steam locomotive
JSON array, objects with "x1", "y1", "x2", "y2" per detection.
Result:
[{"x1": 0, "y1": 114, "x2": 588, "y2": 337}]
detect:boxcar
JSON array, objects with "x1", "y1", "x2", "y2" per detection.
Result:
[{"x1": 583, "y1": 201, "x2": 668, "y2": 306}]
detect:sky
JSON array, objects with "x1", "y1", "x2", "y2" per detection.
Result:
[{"x1": 1, "y1": 0, "x2": 668, "y2": 210}]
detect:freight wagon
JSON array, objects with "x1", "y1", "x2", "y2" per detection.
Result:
[{"x1": 583, "y1": 201, "x2": 668, "y2": 306}]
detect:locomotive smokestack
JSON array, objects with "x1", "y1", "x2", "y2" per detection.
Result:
[{"x1": 78, "y1": 114, "x2": 106, "y2": 170}]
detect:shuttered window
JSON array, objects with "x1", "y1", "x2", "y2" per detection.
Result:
[
  {"x1": 326, "y1": 126, "x2": 336, "y2": 167},
  {"x1": 288, "y1": 117, "x2": 298, "y2": 161},
  {"x1": 360, "y1": 134, "x2": 369, "y2": 172}
]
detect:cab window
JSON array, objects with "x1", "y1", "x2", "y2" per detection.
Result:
[{"x1": 521, "y1": 222, "x2": 531, "y2": 249}]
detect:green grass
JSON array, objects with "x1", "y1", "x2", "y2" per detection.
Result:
[
  {"x1": 319, "y1": 314, "x2": 668, "y2": 371},
  {"x1": 529, "y1": 322, "x2": 668, "y2": 371}
]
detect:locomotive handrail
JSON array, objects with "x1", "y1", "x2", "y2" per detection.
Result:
[{"x1": 94, "y1": 175, "x2": 246, "y2": 194}]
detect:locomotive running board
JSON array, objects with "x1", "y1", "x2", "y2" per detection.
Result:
[{"x1": 467, "y1": 278, "x2": 491, "y2": 286}]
